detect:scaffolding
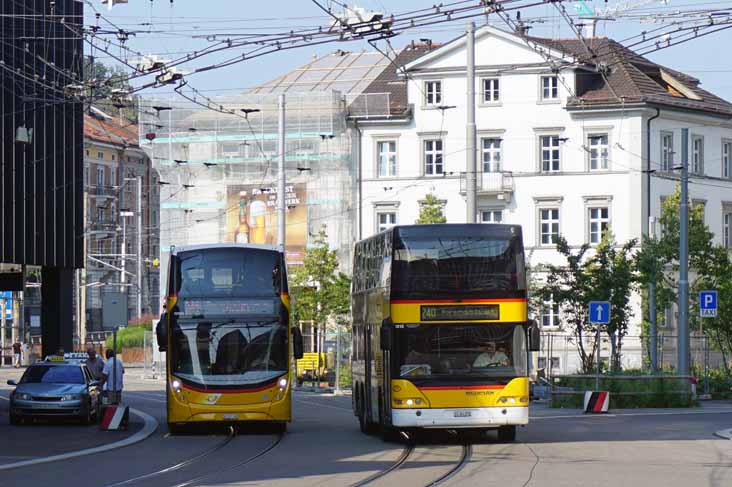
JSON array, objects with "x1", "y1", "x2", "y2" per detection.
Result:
[{"x1": 141, "y1": 91, "x2": 356, "y2": 278}]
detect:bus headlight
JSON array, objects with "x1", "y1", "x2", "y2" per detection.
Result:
[
  {"x1": 278, "y1": 378, "x2": 288, "y2": 390},
  {"x1": 171, "y1": 379, "x2": 182, "y2": 394},
  {"x1": 499, "y1": 396, "x2": 517, "y2": 404},
  {"x1": 403, "y1": 398, "x2": 422, "y2": 407}
]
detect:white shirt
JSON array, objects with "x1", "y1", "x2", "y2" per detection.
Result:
[
  {"x1": 473, "y1": 351, "x2": 509, "y2": 368},
  {"x1": 102, "y1": 357, "x2": 125, "y2": 391}
]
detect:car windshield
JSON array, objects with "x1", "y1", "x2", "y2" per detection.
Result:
[
  {"x1": 20, "y1": 365, "x2": 85, "y2": 384},
  {"x1": 170, "y1": 319, "x2": 287, "y2": 387},
  {"x1": 395, "y1": 323, "x2": 527, "y2": 380}
]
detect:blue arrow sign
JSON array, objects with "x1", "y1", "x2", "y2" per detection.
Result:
[
  {"x1": 589, "y1": 301, "x2": 610, "y2": 325},
  {"x1": 699, "y1": 290, "x2": 718, "y2": 318},
  {"x1": 1, "y1": 291, "x2": 10, "y2": 320}
]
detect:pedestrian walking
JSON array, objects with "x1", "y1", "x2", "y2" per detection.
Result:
[
  {"x1": 100, "y1": 349, "x2": 124, "y2": 404},
  {"x1": 11, "y1": 342, "x2": 21, "y2": 368},
  {"x1": 85, "y1": 347, "x2": 105, "y2": 381}
]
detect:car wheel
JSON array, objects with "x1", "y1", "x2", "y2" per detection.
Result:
[{"x1": 9, "y1": 412, "x2": 21, "y2": 426}]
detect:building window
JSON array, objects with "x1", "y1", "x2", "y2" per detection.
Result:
[
  {"x1": 424, "y1": 139, "x2": 443, "y2": 175},
  {"x1": 425, "y1": 81, "x2": 442, "y2": 106},
  {"x1": 542, "y1": 298, "x2": 560, "y2": 328},
  {"x1": 725, "y1": 212, "x2": 732, "y2": 248},
  {"x1": 111, "y1": 154, "x2": 116, "y2": 161},
  {"x1": 692, "y1": 136, "x2": 704, "y2": 175},
  {"x1": 588, "y1": 207, "x2": 610, "y2": 244},
  {"x1": 723, "y1": 141, "x2": 732, "y2": 179},
  {"x1": 588, "y1": 134, "x2": 609, "y2": 171},
  {"x1": 661, "y1": 132, "x2": 674, "y2": 171},
  {"x1": 541, "y1": 75, "x2": 559, "y2": 100},
  {"x1": 539, "y1": 208, "x2": 560, "y2": 245},
  {"x1": 481, "y1": 210, "x2": 503, "y2": 223},
  {"x1": 481, "y1": 138, "x2": 501, "y2": 173},
  {"x1": 85, "y1": 149, "x2": 90, "y2": 157},
  {"x1": 96, "y1": 207, "x2": 104, "y2": 222},
  {"x1": 96, "y1": 167, "x2": 104, "y2": 186},
  {"x1": 97, "y1": 151, "x2": 104, "y2": 160},
  {"x1": 377, "y1": 212, "x2": 396, "y2": 232},
  {"x1": 376, "y1": 141, "x2": 397, "y2": 177},
  {"x1": 540, "y1": 135, "x2": 561, "y2": 172},
  {"x1": 538, "y1": 357, "x2": 560, "y2": 370},
  {"x1": 482, "y1": 78, "x2": 500, "y2": 103}
]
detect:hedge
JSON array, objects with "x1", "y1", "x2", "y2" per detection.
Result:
[
  {"x1": 105, "y1": 325, "x2": 146, "y2": 352},
  {"x1": 550, "y1": 375, "x2": 696, "y2": 408}
]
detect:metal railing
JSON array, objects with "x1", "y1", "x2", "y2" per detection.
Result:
[
  {"x1": 459, "y1": 171, "x2": 514, "y2": 194},
  {"x1": 346, "y1": 92, "x2": 393, "y2": 119}
]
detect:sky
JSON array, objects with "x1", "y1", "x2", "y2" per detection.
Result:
[{"x1": 85, "y1": 0, "x2": 732, "y2": 101}]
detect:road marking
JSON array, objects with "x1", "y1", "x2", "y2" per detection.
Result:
[
  {"x1": 0, "y1": 408, "x2": 159, "y2": 471},
  {"x1": 715, "y1": 428, "x2": 732, "y2": 440},
  {"x1": 531, "y1": 409, "x2": 732, "y2": 420}
]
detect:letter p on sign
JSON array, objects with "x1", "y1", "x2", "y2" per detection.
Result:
[{"x1": 700, "y1": 290, "x2": 717, "y2": 318}]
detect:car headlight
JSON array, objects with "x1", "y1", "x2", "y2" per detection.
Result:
[
  {"x1": 14, "y1": 392, "x2": 32, "y2": 401},
  {"x1": 61, "y1": 394, "x2": 81, "y2": 401}
]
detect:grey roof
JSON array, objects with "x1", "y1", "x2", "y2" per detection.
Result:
[{"x1": 248, "y1": 50, "x2": 390, "y2": 95}]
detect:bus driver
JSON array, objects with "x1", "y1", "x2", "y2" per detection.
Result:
[{"x1": 473, "y1": 341, "x2": 509, "y2": 367}]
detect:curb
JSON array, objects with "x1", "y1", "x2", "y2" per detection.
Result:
[
  {"x1": 714, "y1": 428, "x2": 732, "y2": 440},
  {"x1": 0, "y1": 408, "x2": 159, "y2": 471}
]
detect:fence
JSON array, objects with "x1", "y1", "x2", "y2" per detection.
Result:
[
  {"x1": 297, "y1": 328, "x2": 352, "y2": 392},
  {"x1": 538, "y1": 333, "x2": 714, "y2": 380}
]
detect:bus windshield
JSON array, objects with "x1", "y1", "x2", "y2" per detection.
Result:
[
  {"x1": 172, "y1": 247, "x2": 283, "y2": 299},
  {"x1": 170, "y1": 319, "x2": 288, "y2": 387},
  {"x1": 395, "y1": 324, "x2": 527, "y2": 380},
  {"x1": 392, "y1": 234, "x2": 525, "y2": 298}
]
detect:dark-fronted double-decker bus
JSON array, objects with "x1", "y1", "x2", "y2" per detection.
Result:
[
  {"x1": 351, "y1": 224, "x2": 538, "y2": 441},
  {"x1": 157, "y1": 244, "x2": 303, "y2": 434}
]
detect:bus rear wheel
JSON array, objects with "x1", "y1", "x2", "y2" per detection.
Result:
[{"x1": 497, "y1": 425, "x2": 516, "y2": 442}]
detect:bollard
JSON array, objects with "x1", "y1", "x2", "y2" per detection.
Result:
[{"x1": 583, "y1": 391, "x2": 609, "y2": 413}]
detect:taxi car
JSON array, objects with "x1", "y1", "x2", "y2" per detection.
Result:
[{"x1": 7, "y1": 354, "x2": 102, "y2": 425}]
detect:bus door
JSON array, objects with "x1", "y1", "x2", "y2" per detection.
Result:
[
  {"x1": 380, "y1": 321, "x2": 394, "y2": 427},
  {"x1": 367, "y1": 322, "x2": 380, "y2": 424}
]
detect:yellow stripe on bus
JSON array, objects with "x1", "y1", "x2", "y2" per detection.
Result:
[{"x1": 390, "y1": 300, "x2": 527, "y2": 324}]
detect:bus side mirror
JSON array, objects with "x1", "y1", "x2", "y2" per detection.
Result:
[
  {"x1": 156, "y1": 315, "x2": 167, "y2": 352},
  {"x1": 292, "y1": 327, "x2": 304, "y2": 360},
  {"x1": 380, "y1": 319, "x2": 393, "y2": 351},
  {"x1": 529, "y1": 320, "x2": 541, "y2": 352}
]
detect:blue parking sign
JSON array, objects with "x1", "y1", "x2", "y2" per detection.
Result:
[
  {"x1": 589, "y1": 301, "x2": 611, "y2": 325},
  {"x1": 700, "y1": 290, "x2": 717, "y2": 318},
  {"x1": 1, "y1": 291, "x2": 10, "y2": 320}
]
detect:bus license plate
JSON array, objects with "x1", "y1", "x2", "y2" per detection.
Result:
[{"x1": 454, "y1": 411, "x2": 471, "y2": 418}]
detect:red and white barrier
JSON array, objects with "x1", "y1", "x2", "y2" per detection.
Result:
[
  {"x1": 583, "y1": 391, "x2": 610, "y2": 413},
  {"x1": 100, "y1": 405, "x2": 129, "y2": 430}
]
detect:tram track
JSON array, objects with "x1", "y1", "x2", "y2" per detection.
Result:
[
  {"x1": 103, "y1": 427, "x2": 236, "y2": 487},
  {"x1": 169, "y1": 432, "x2": 284, "y2": 487},
  {"x1": 349, "y1": 442, "x2": 472, "y2": 487}
]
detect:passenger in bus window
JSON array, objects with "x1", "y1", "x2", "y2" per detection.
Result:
[{"x1": 473, "y1": 342, "x2": 509, "y2": 367}]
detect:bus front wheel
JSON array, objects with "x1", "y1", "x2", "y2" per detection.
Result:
[{"x1": 497, "y1": 425, "x2": 516, "y2": 442}]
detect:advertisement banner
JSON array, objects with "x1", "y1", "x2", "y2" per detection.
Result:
[{"x1": 226, "y1": 183, "x2": 307, "y2": 263}]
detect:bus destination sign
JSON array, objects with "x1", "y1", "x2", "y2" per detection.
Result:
[
  {"x1": 180, "y1": 298, "x2": 276, "y2": 316},
  {"x1": 420, "y1": 304, "x2": 499, "y2": 321}
]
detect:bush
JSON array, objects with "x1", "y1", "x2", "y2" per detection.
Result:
[
  {"x1": 698, "y1": 367, "x2": 732, "y2": 399},
  {"x1": 105, "y1": 325, "x2": 147, "y2": 352},
  {"x1": 338, "y1": 363, "x2": 352, "y2": 388},
  {"x1": 550, "y1": 375, "x2": 696, "y2": 408}
]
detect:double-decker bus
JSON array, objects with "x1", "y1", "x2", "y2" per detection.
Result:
[
  {"x1": 157, "y1": 244, "x2": 303, "y2": 434},
  {"x1": 351, "y1": 224, "x2": 539, "y2": 441}
]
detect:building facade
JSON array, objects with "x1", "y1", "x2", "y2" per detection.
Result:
[
  {"x1": 352, "y1": 26, "x2": 732, "y2": 372},
  {"x1": 83, "y1": 109, "x2": 161, "y2": 335}
]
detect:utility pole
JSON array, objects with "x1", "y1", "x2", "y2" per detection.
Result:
[
  {"x1": 465, "y1": 21, "x2": 477, "y2": 224},
  {"x1": 647, "y1": 109, "x2": 660, "y2": 372},
  {"x1": 136, "y1": 176, "x2": 143, "y2": 319},
  {"x1": 0, "y1": 297, "x2": 5, "y2": 367},
  {"x1": 678, "y1": 128, "x2": 690, "y2": 376},
  {"x1": 278, "y1": 94, "x2": 286, "y2": 253}
]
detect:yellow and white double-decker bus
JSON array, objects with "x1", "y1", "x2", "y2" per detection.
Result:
[
  {"x1": 157, "y1": 244, "x2": 303, "y2": 434},
  {"x1": 351, "y1": 224, "x2": 539, "y2": 441}
]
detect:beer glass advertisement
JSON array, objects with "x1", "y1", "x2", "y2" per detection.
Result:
[{"x1": 225, "y1": 183, "x2": 307, "y2": 263}]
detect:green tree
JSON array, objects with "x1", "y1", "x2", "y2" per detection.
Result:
[
  {"x1": 540, "y1": 234, "x2": 638, "y2": 373},
  {"x1": 416, "y1": 194, "x2": 446, "y2": 224},
  {"x1": 636, "y1": 185, "x2": 714, "y2": 341},
  {"x1": 83, "y1": 58, "x2": 138, "y2": 122},
  {"x1": 289, "y1": 227, "x2": 351, "y2": 330}
]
